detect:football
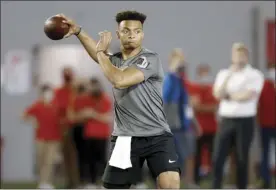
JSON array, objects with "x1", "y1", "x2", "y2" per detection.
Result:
[{"x1": 44, "y1": 16, "x2": 69, "y2": 40}]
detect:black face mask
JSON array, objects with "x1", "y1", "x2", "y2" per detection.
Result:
[
  {"x1": 90, "y1": 90, "x2": 102, "y2": 97},
  {"x1": 177, "y1": 65, "x2": 186, "y2": 74},
  {"x1": 63, "y1": 74, "x2": 72, "y2": 83},
  {"x1": 77, "y1": 85, "x2": 86, "y2": 93}
]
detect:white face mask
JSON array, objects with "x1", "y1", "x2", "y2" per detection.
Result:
[
  {"x1": 43, "y1": 91, "x2": 53, "y2": 103},
  {"x1": 267, "y1": 68, "x2": 275, "y2": 81},
  {"x1": 198, "y1": 76, "x2": 212, "y2": 84}
]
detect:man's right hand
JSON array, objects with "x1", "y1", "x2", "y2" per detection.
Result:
[
  {"x1": 55, "y1": 14, "x2": 81, "y2": 38},
  {"x1": 229, "y1": 63, "x2": 240, "y2": 72}
]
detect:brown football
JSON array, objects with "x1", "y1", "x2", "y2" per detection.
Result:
[{"x1": 44, "y1": 16, "x2": 69, "y2": 40}]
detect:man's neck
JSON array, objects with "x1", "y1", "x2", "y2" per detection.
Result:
[
  {"x1": 121, "y1": 46, "x2": 142, "y2": 60},
  {"x1": 39, "y1": 98, "x2": 50, "y2": 105}
]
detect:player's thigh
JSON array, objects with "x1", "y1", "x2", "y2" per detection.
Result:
[
  {"x1": 146, "y1": 132, "x2": 181, "y2": 180},
  {"x1": 102, "y1": 136, "x2": 143, "y2": 186}
]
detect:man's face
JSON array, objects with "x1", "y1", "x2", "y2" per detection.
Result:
[
  {"x1": 117, "y1": 20, "x2": 144, "y2": 50},
  {"x1": 41, "y1": 86, "x2": 53, "y2": 103},
  {"x1": 232, "y1": 49, "x2": 248, "y2": 67},
  {"x1": 77, "y1": 83, "x2": 86, "y2": 94},
  {"x1": 62, "y1": 67, "x2": 74, "y2": 83},
  {"x1": 198, "y1": 66, "x2": 210, "y2": 78},
  {"x1": 169, "y1": 49, "x2": 185, "y2": 72},
  {"x1": 197, "y1": 65, "x2": 212, "y2": 84},
  {"x1": 88, "y1": 80, "x2": 102, "y2": 97}
]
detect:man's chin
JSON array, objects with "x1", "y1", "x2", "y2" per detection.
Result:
[{"x1": 123, "y1": 44, "x2": 138, "y2": 50}]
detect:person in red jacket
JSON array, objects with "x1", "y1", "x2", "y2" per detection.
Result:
[
  {"x1": 258, "y1": 64, "x2": 276, "y2": 188},
  {"x1": 68, "y1": 78, "x2": 112, "y2": 188},
  {"x1": 189, "y1": 64, "x2": 218, "y2": 185},
  {"x1": 69, "y1": 82, "x2": 89, "y2": 186},
  {"x1": 22, "y1": 84, "x2": 62, "y2": 189},
  {"x1": 52, "y1": 67, "x2": 79, "y2": 188}
]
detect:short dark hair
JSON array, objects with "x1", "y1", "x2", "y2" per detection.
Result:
[{"x1": 115, "y1": 10, "x2": 147, "y2": 25}]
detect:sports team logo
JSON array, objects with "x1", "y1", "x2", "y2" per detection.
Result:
[{"x1": 136, "y1": 56, "x2": 149, "y2": 69}]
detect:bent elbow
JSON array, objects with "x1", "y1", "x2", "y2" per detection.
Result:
[
  {"x1": 113, "y1": 79, "x2": 128, "y2": 89},
  {"x1": 113, "y1": 82, "x2": 125, "y2": 89},
  {"x1": 212, "y1": 91, "x2": 221, "y2": 101}
]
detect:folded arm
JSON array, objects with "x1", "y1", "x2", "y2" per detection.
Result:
[
  {"x1": 190, "y1": 95, "x2": 217, "y2": 113},
  {"x1": 229, "y1": 90, "x2": 257, "y2": 102},
  {"x1": 213, "y1": 72, "x2": 232, "y2": 100},
  {"x1": 77, "y1": 108, "x2": 112, "y2": 124},
  {"x1": 193, "y1": 103, "x2": 218, "y2": 113},
  {"x1": 67, "y1": 107, "x2": 86, "y2": 123},
  {"x1": 97, "y1": 52, "x2": 145, "y2": 89},
  {"x1": 229, "y1": 73, "x2": 264, "y2": 102}
]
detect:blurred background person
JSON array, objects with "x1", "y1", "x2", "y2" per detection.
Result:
[
  {"x1": 22, "y1": 84, "x2": 62, "y2": 189},
  {"x1": 68, "y1": 78, "x2": 112, "y2": 188},
  {"x1": 257, "y1": 63, "x2": 276, "y2": 188},
  {"x1": 52, "y1": 67, "x2": 79, "y2": 188},
  {"x1": 163, "y1": 48, "x2": 201, "y2": 188},
  {"x1": 190, "y1": 64, "x2": 218, "y2": 185},
  {"x1": 67, "y1": 80, "x2": 89, "y2": 188},
  {"x1": 212, "y1": 43, "x2": 264, "y2": 189}
]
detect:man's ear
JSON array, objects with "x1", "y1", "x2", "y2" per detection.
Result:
[{"x1": 116, "y1": 30, "x2": 120, "y2": 39}]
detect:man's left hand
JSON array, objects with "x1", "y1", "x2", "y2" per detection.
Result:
[{"x1": 96, "y1": 30, "x2": 112, "y2": 53}]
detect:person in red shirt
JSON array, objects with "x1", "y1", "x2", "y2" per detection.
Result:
[
  {"x1": 258, "y1": 65, "x2": 276, "y2": 188},
  {"x1": 22, "y1": 84, "x2": 61, "y2": 189},
  {"x1": 52, "y1": 66, "x2": 79, "y2": 188},
  {"x1": 53, "y1": 67, "x2": 75, "y2": 130},
  {"x1": 68, "y1": 82, "x2": 89, "y2": 186},
  {"x1": 68, "y1": 78, "x2": 112, "y2": 188},
  {"x1": 188, "y1": 64, "x2": 218, "y2": 185},
  {"x1": 172, "y1": 54, "x2": 202, "y2": 188}
]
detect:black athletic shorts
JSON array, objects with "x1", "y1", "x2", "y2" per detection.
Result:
[{"x1": 102, "y1": 132, "x2": 181, "y2": 185}]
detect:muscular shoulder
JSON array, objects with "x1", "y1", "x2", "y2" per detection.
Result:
[
  {"x1": 135, "y1": 49, "x2": 159, "y2": 69},
  {"x1": 141, "y1": 48, "x2": 159, "y2": 57}
]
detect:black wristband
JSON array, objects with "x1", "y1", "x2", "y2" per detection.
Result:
[
  {"x1": 96, "y1": 50, "x2": 106, "y2": 55},
  {"x1": 75, "y1": 26, "x2": 82, "y2": 36}
]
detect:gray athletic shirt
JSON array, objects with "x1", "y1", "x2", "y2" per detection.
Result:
[{"x1": 109, "y1": 48, "x2": 171, "y2": 136}]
